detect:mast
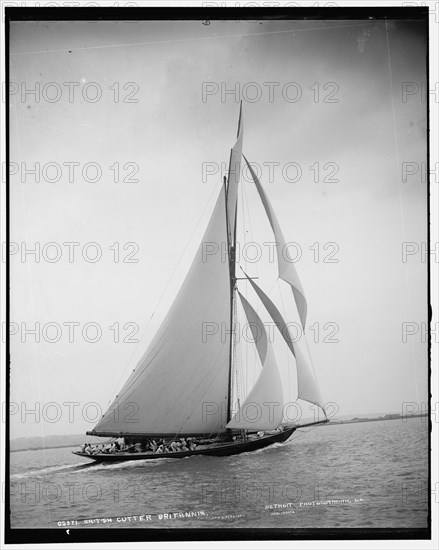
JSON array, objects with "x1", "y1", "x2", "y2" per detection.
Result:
[
  {"x1": 225, "y1": 101, "x2": 242, "y2": 426},
  {"x1": 225, "y1": 168, "x2": 236, "y2": 426},
  {"x1": 224, "y1": 174, "x2": 234, "y2": 424}
]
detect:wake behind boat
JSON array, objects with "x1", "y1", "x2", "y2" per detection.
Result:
[{"x1": 74, "y1": 104, "x2": 328, "y2": 463}]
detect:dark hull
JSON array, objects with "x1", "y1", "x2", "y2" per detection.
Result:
[{"x1": 72, "y1": 427, "x2": 296, "y2": 462}]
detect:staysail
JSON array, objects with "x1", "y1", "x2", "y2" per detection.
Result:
[
  {"x1": 243, "y1": 273, "x2": 324, "y2": 410},
  {"x1": 226, "y1": 292, "x2": 284, "y2": 430},
  {"x1": 91, "y1": 186, "x2": 231, "y2": 436},
  {"x1": 243, "y1": 155, "x2": 307, "y2": 330}
]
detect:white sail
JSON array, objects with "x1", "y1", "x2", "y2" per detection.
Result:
[
  {"x1": 226, "y1": 103, "x2": 244, "y2": 243},
  {"x1": 226, "y1": 292, "x2": 284, "y2": 430},
  {"x1": 92, "y1": 186, "x2": 231, "y2": 436},
  {"x1": 293, "y1": 338, "x2": 324, "y2": 410},
  {"x1": 243, "y1": 271, "x2": 297, "y2": 358},
  {"x1": 243, "y1": 156, "x2": 307, "y2": 330},
  {"x1": 88, "y1": 107, "x2": 326, "y2": 444},
  {"x1": 238, "y1": 291, "x2": 268, "y2": 363},
  {"x1": 243, "y1": 274, "x2": 324, "y2": 410}
]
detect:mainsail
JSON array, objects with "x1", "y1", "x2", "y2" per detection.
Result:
[{"x1": 92, "y1": 186, "x2": 230, "y2": 436}]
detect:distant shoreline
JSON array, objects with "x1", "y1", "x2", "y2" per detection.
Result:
[
  {"x1": 322, "y1": 413, "x2": 428, "y2": 426},
  {"x1": 10, "y1": 414, "x2": 429, "y2": 453}
]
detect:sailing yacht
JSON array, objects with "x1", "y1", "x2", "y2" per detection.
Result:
[{"x1": 73, "y1": 104, "x2": 327, "y2": 462}]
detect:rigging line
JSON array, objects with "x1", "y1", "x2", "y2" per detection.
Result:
[
  {"x1": 233, "y1": 295, "x2": 243, "y2": 410},
  {"x1": 11, "y1": 23, "x2": 378, "y2": 56},
  {"x1": 385, "y1": 19, "x2": 420, "y2": 404},
  {"x1": 239, "y1": 172, "x2": 249, "y2": 396},
  {"x1": 238, "y1": 314, "x2": 244, "y2": 403},
  {"x1": 242, "y1": 186, "x2": 248, "y2": 399},
  {"x1": 240, "y1": 164, "x2": 248, "y2": 282},
  {"x1": 286, "y1": 423, "x2": 324, "y2": 443},
  {"x1": 237, "y1": 301, "x2": 245, "y2": 403},
  {"x1": 105, "y1": 179, "x2": 223, "y2": 407}
]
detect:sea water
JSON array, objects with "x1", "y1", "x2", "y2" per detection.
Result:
[{"x1": 9, "y1": 418, "x2": 429, "y2": 529}]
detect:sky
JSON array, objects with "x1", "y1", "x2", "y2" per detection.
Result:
[{"x1": 8, "y1": 18, "x2": 428, "y2": 439}]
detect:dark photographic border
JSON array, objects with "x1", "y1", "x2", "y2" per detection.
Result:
[{"x1": 3, "y1": 4, "x2": 431, "y2": 545}]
